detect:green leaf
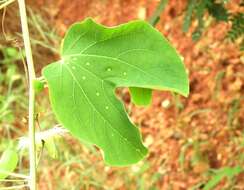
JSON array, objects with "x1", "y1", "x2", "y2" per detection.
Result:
[
  {"x1": 203, "y1": 166, "x2": 242, "y2": 190},
  {"x1": 45, "y1": 138, "x2": 58, "y2": 159},
  {"x1": 129, "y1": 87, "x2": 152, "y2": 106},
  {"x1": 42, "y1": 18, "x2": 189, "y2": 166},
  {"x1": 33, "y1": 79, "x2": 45, "y2": 93},
  {"x1": 5, "y1": 48, "x2": 19, "y2": 58},
  {"x1": 0, "y1": 148, "x2": 19, "y2": 179}
]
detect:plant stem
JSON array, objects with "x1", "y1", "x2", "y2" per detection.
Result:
[
  {"x1": 149, "y1": 0, "x2": 168, "y2": 26},
  {"x1": 17, "y1": 0, "x2": 37, "y2": 190},
  {"x1": 0, "y1": 0, "x2": 16, "y2": 10}
]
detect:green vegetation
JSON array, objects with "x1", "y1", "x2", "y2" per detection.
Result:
[{"x1": 0, "y1": 0, "x2": 243, "y2": 189}]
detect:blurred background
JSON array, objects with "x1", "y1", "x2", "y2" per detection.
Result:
[{"x1": 0, "y1": 0, "x2": 243, "y2": 189}]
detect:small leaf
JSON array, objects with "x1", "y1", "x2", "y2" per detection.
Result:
[
  {"x1": 42, "y1": 18, "x2": 189, "y2": 166},
  {"x1": 45, "y1": 138, "x2": 58, "y2": 159},
  {"x1": 129, "y1": 87, "x2": 152, "y2": 106},
  {"x1": 5, "y1": 48, "x2": 19, "y2": 58},
  {"x1": 0, "y1": 148, "x2": 19, "y2": 180},
  {"x1": 33, "y1": 79, "x2": 45, "y2": 93}
]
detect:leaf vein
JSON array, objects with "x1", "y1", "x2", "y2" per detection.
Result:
[{"x1": 64, "y1": 64, "x2": 144, "y2": 156}]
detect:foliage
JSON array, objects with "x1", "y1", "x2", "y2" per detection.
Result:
[
  {"x1": 227, "y1": 12, "x2": 244, "y2": 50},
  {"x1": 183, "y1": 0, "x2": 228, "y2": 40},
  {"x1": 183, "y1": 0, "x2": 244, "y2": 49},
  {"x1": 0, "y1": 47, "x2": 26, "y2": 129},
  {"x1": 0, "y1": 146, "x2": 18, "y2": 180},
  {"x1": 42, "y1": 18, "x2": 189, "y2": 166},
  {"x1": 203, "y1": 166, "x2": 243, "y2": 190},
  {"x1": 0, "y1": 47, "x2": 26, "y2": 181}
]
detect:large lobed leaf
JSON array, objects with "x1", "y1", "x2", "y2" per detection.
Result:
[{"x1": 42, "y1": 18, "x2": 189, "y2": 166}]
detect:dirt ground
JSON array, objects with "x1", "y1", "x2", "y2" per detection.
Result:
[{"x1": 1, "y1": 0, "x2": 244, "y2": 189}]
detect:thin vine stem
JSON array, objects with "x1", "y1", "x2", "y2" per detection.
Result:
[{"x1": 17, "y1": 0, "x2": 37, "y2": 190}]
